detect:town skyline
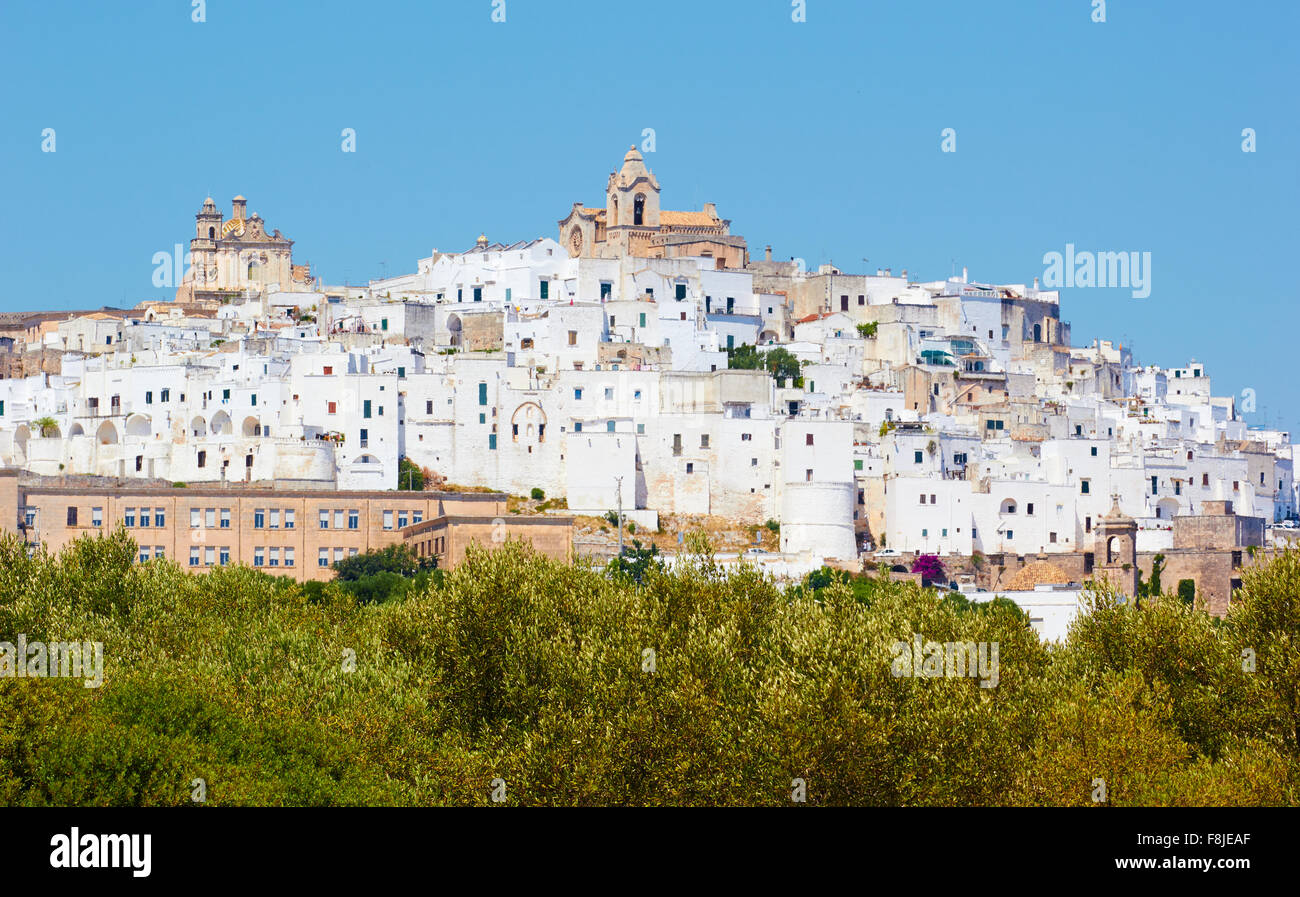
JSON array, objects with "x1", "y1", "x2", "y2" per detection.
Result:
[{"x1": 2, "y1": 0, "x2": 1295, "y2": 434}]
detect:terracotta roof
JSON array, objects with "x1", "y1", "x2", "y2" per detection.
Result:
[
  {"x1": 659, "y1": 210, "x2": 718, "y2": 226},
  {"x1": 1005, "y1": 561, "x2": 1071, "y2": 590}
]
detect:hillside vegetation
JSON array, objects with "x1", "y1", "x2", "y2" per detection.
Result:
[{"x1": 0, "y1": 530, "x2": 1296, "y2": 806}]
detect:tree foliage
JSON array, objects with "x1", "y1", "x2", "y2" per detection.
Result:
[{"x1": 0, "y1": 531, "x2": 1296, "y2": 806}]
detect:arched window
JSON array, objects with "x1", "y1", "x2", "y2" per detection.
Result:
[
  {"x1": 1033, "y1": 323, "x2": 1042, "y2": 342},
  {"x1": 248, "y1": 261, "x2": 260, "y2": 281},
  {"x1": 208, "y1": 226, "x2": 215, "y2": 239},
  {"x1": 634, "y1": 194, "x2": 645, "y2": 226}
]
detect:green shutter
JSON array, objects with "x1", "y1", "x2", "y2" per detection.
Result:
[{"x1": 478, "y1": 383, "x2": 488, "y2": 405}]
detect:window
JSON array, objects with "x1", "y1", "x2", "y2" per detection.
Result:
[
  {"x1": 478, "y1": 383, "x2": 488, "y2": 406},
  {"x1": 701, "y1": 434, "x2": 710, "y2": 448},
  {"x1": 398, "y1": 511, "x2": 409, "y2": 529},
  {"x1": 686, "y1": 463, "x2": 694, "y2": 474},
  {"x1": 284, "y1": 548, "x2": 295, "y2": 568},
  {"x1": 383, "y1": 511, "x2": 394, "y2": 531},
  {"x1": 191, "y1": 508, "x2": 201, "y2": 528},
  {"x1": 319, "y1": 510, "x2": 330, "y2": 529},
  {"x1": 568, "y1": 330, "x2": 577, "y2": 346},
  {"x1": 1027, "y1": 503, "x2": 1034, "y2": 516},
  {"x1": 124, "y1": 508, "x2": 135, "y2": 527},
  {"x1": 348, "y1": 510, "x2": 359, "y2": 530},
  {"x1": 1085, "y1": 516, "x2": 1092, "y2": 533},
  {"x1": 1081, "y1": 480, "x2": 1091, "y2": 494},
  {"x1": 145, "y1": 391, "x2": 153, "y2": 405},
  {"x1": 269, "y1": 509, "x2": 281, "y2": 529},
  {"x1": 254, "y1": 509, "x2": 265, "y2": 529},
  {"x1": 328, "y1": 401, "x2": 337, "y2": 415},
  {"x1": 920, "y1": 495, "x2": 927, "y2": 505},
  {"x1": 319, "y1": 548, "x2": 330, "y2": 568},
  {"x1": 600, "y1": 282, "x2": 612, "y2": 300},
  {"x1": 220, "y1": 509, "x2": 230, "y2": 529},
  {"x1": 742, "y1": 433, "x2": 752, "y2": 442},
  {"x1": 914, "y1": 451, "x2": 923, "y2": 464},
  {"x1": 381, "y1": 318, "x2": 389, "y2": 331},
  {"x1": 92, "y1": 507, "x2": 103, "y2": 527},
  {"x1": 190, "y1": 548, "x2": 201, "y2": 567},
  {"x1": 285, "y1": 509, "x2": 295, "y2": 529},
  {"x1": 253, "y1": 548, "x2": 265, "y2": 567},
  {"x1": 360, "y1": 428, "x2": 369, "y2": 448},
  {"x1": 198, "y1": 450, "x2": 207, "y2": 468},
  {"x1": 806, "y1": 434, "x2": 815, "y2": 446},
  {"x1": 607, "y1": 421, "x2": 616, "y2": 433},
  {"x1": 540, "y1": 280, "x2": 549, "y2": 300},
  {"x1": 364, "y1": 400, "x2": 372, "y2": 419},
  {"x1": 1006, "y1": 530, "x2": 1014, "y2": 540},
  {"x1": 334, "y1": 510, "x2": 345, "y2": 529},
  {"x1": 489, "y1": 434, "x2": 497, "y2": 449},
  {"x1": 413, "y1": 511, "x2": 423, "y2": 525},
  {"x1": 219, "y1": 547, "x2": 230, "y2": 566},
  {"x1": 323, "y1": 366, "x2": 333, "y2": 376},
  {"x1": 205, "y1": 547, "x2": 215, "y2": 566},
  {"x1": 574, "y1": 388, "x2": 583, "y2": 400},
  {"x1": 473, "y1": 287, "x2": 482, "y2": 303},
  {"x1": 854, "y1": 459, "x2": 863, "y2": 471},
  {"x1": 1203, "y1": 473, "x2": 1209, "y2": 486},
  {"x1": 1091, "y1": 446, "x2": 1098, "y2": 457},
  {"x1": 268, "y1": 548, "x2": 280, "y2": 568},
  {"x1": 805, "y1": 469, "x2": 814, "y2": 482},
  {"x1": 155, "y1": 546, "x2": 165, "y2": 560},
  {"x1": 153, "y1": 508, "x2": 164, "y2": 528}
]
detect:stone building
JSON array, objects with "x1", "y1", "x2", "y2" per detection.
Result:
[
  {"x1": 179, "y1": 196, "x2": 316, "y2": 301},
  {"x1": 0, "y1": 470, "x2": 572, "y2": 579},
  {"x1": 557, "y1": 147, "x2": 747, "y2": 267}
]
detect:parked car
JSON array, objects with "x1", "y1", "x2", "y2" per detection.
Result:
[{"x1": 874, "y1": 548, "x2": 902, "y2": 558}]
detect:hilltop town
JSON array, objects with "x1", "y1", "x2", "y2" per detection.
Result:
[{"x1": 1, "y1": 146, "x2": 1294, "y2": 635}]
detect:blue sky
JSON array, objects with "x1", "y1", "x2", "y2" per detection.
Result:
[{"x1": 1, "y1": 0, "x2": 1297, "y2": 433}]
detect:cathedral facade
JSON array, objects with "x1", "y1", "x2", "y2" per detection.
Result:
[
  {"x1": 179, "y1": 195, "x2": 314, "y2": 300},
  {"x1": 558, "y1": 147, "x2": 747, "y2": 268}
]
